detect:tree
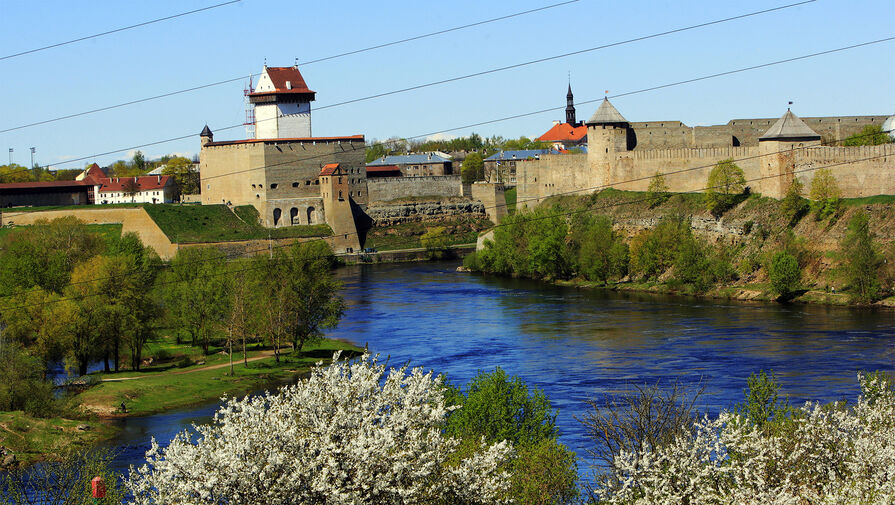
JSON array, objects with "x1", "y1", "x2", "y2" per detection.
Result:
[
  {"x1": 704, "y1": 158, "x2": 746, "y2": 216},
  {"x1": 843, "y1": 124, "x2": 893, "y2": 146},
  {"x1": 421, "y1": 226, "x2": 451, "y2": 259},
  {"x1": 226, "y1": 261, "x2": 261, "y2": 372},
  {"x1": 132, "y1": 150, "x2": 145, "y2": 172},
  {"x1": 841, "y1": 211, "x2": 883, "y2": 303},
  {"x1": 646, "y1": 171, "x2": 669, "y2": 206},
  {"x1": 734, "y1": 370, "x2": 792, "y2": 433},
  {"x1": 0, "y1": 343, "x2": 57, "y2": 417},
  {"x1": 809, "y1": 167, "x2": 841, "y2": 220},
  {"x1": 125, "y1": 354, "x2": 514, "y2": 505},
  {"x1": 162, "y1": 156, "x2": 199, "y2": 196},
  {"x1": 769, "y1": 250, "x2": 801, "y2": 301},
  {"x1": 0, "y1": 163, "x2": 31, "y2": 183},
  {"x1": 122, "y1": 178, "x2": 140, "y2": 201},
  {"x1": 445, "y1": 368, "x2": 578, "y2": 505},
  {"x1": 572, "y1": 215, "x2": 628, "y2": 284},
  {"x1": 164, "y1": 247, "x2": 230, "y2": 354},
  {"x1": 461, "y1": 152, "x2": 484, "y2": 184}
]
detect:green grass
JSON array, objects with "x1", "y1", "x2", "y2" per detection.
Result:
[
  {"x1": 365, "y1": 217, "x2": 490, "y2": 251},
  {"x1": 1, "y1": 203, "x2": 144, "y2": 213},
  {"x1": 75, "y1": 338, "x2": 362, "y2": 417},
  {"x1": 504, "y1": 187, "x2": 517, "y2": 215},
  {"x1": 0, "y1": 223, "x2": 121, "y2": 241},
  {"x1": 841, "y1": 194, "x2": 895, "y2": 206},
  {"x1": 0, "y1": 412, "x2": 116, "y2": 465},
  {"x1": 142, "y1": 204, "x2": 332, "y2": 243}
]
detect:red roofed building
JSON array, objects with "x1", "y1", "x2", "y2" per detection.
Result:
[
  {"x1": 537, "y1": 84, "x2": 587, "y2": 150},
  {"x1": 249, "y1": 65, "x2": 316, "y2": 139},
  {"x1": 93, "y1": 173, "x2": 176, "y2": 204}
]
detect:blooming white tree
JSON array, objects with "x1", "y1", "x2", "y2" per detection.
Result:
[
  {"x1": 597, "y1": 374, "x2": 895, "y2": 505},
  {"x1": 126, "y1": 354, "x2": 514, "y2": 505}
]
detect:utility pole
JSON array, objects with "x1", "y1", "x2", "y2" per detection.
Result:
[{"x1": 30, "y1": 147, "x2": 35, "y2": 171}]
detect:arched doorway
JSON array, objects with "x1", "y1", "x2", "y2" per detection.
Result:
[
  {"x1": 290, "y1": 207, "x2": 299, "y2": 225},
  {"x1": 306, "y1": 206, "x2": 315, "y2": 224},
  {"x1": 272, "y1": 208, "x2": 282, "y2": 226}
]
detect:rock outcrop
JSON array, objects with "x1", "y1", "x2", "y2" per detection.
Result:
[{"x1": 365, "y1": 199, "x2": 486, "y2": 226}]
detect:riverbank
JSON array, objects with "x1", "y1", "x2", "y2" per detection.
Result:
[{"x1": 0, "y1": 413, "x2": 116, "y2": 468}]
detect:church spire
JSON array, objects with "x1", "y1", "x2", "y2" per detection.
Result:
[{"x1": 565, "y1": 83, "x2": 577, "y2": 125}]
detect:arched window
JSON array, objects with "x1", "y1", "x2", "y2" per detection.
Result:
[
  {"x1": 306, "y1": 206, "x2": 315, "y2": 224},
  {"x1": 290, "y1": 207, "x2": 299, "y2": 225},
  {"x1": 273, "y1": 208, "x2": 282, "y2": 226}
]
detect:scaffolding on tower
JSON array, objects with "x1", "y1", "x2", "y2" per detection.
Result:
[{"x1": 244, "y1": 75, "x2": 256, "y2": 139}]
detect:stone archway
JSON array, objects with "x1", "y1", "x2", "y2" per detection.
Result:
[
  {"x1": 306, "y1": 206, "x2": 315, "y2": 224},
  {"x1": 273, "y1": 208, "x2": 282, "y2": 227},
  {"x1": 290, "y1": 207, "x2": 299, "y2": 225}
]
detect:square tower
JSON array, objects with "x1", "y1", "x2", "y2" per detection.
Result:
[{"x1": 249, "y1": 65, "x2": 316, "y2": 139}]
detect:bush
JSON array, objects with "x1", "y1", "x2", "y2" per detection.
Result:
[
  {"x1": 420, "y1": 226, "x2": 451, "y2": 259},
  {"x1": 704, "y1": 158, "x2": 746, "y2": 216},
  {"x1": 126, "y1": 354, "x2": 514, "y2": 505},
  {"x1": 646, "y1": 171, "x2": 670, "y2": 207},
  {"x1": 572, "y1": 215, "x2": 628, "y2": 284},
  {"x1": 841, "y1": 211, "x2": 883, "y2": 303},
  {"x1": 779, "y1": 177, "x2": 808, "y2": 225},
  {"x1": 809, "y1": 168, "x2": 841, "y2": 221},
  {"x1": 769, "y1": 250, "x2": 801, "y2": 300},
  {"x1": 629, "y1": 216, "x2": 690, "y2": 281},
  {"x1": 0, "y1": 344, "x2": 58, "y2": 418},
  {"x1": 462, "y1": 251, "x2": 481, "y2": 271}
]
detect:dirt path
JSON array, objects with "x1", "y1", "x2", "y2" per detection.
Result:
[{"x1": 101, "y1": 350, "x2": 278, "y2": 382}]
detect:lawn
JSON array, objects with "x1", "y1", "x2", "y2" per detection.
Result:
[
  {"x1": 0, "y1": 223, "x2": 121, "y2": 241},
  {"x1": 0, "y1": 412, "x2": 116, "y2": 466},
  {"x1": 75, "y1": 338, "x2": 362, "y2": 417},
  {"x1": 143, "y1": 204, "x2": 332, "y2": 243}
]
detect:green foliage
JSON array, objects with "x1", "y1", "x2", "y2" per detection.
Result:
[
  {"x1": 704, "y1": 158, "x2": 746, "y2": 216},
  {"x1": 809, "y1": 168, "x2": 842, "y2": 221},
  {"x1": 842, "y1": 124, "x2": 893, "y2": 146},
  {"x1": 769, "y1": 250, "x2": 801, "y2": 300},
  {"x1": 461, "y1": 152, "x2": 484, "y2": 184},
  {"x1": 735, "y1": 370, "x2": 792, "y2": 432},
  {"x1": 446, "y1": 368, "x2": 579, "y2": 504},
  {"x1": 1, "y1": 449, "x2": 124, "y2": 505},
  {"x1": 164, "y1": 247, "x2": 230, "y2": 354},
  {"x1": 462, "y1": 251, "x2": 481, "y2": 271},
  {"x1": 0, "y1": 344, "x2": 58, "y2": 418},
  {"x1": 143, "y1": 204, "x2": 332, "y2": 243},
  {"x1": 628, "y1": 216, "x2": 690, "y2": 281},
  {"x1": 780, "y1": 177, "x2": 809, "y2": 225},
  {"x1": 420, "y1": 226, "x2": 451, "y2": 259},
  {"x1": 841, "y1": 211, "x2": 883, "y2": 303},
  {"x1": 646, "y1": 171, "x2": 670, "y2": 207},
  {"x1": 571, "y1": 215, "x2": 628, "y2": 284},
  {"x1": 478, "y1": 207, "x2": 572, "y2": 280},
  {"x1": 161, "y1": 156, "x2": 199, "y2": 196},
  {"x1": 132, "y1": 150, "x2": 146, "y2": 172}
]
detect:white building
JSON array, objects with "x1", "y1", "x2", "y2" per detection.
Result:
[
  {"x1": 78, "y1": 164, "x2": 176, "y2": 204},
  {"x1": 250, "y1": 65, "x2": 315, "y2": 139}
]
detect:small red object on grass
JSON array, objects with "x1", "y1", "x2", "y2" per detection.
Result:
[{"x1": 91, "y1": 476, "x2": 106, "y2": 499}]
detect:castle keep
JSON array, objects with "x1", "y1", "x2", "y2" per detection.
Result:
[
  {"x1": 200, "y1": 65, "x2": 367, "y2": 252},
  {"x1": 519, "y1": 97, "x2": 893, "y2": 209}
]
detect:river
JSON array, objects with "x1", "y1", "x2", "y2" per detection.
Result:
[{"x1": 103, "y1": 261, "x2": 895, "y2": 477}]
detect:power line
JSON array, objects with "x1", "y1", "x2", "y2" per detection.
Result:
[
  {"x1": 0, "y1": 0, "x2": 579, "y2": 133},
  {"x1": 5, "y1": 150, "x2": 891, "y2": 312},
  {"x1": 1, "y1": 127, "x2": 890, "y2": 303},
  {"x1": 0, "y1": 0, "x2": 242, "y2": 61},
  {"x1": 1, "y1": 34, "x2": 892, "y2": 184}
]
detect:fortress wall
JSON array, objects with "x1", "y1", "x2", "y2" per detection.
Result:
[
  {"x1": 264, "y1": 140, "x2": 367, "y2": 205},
  {"x1": 614, "y1": 146, "x2": 761, "y2": 193},
  {"x1": 366, "y1": 175, "x2": 462, "y2": 202},
  {"x1": 795, "y1": 144, "x2": 895, "y2": 197},
  {"x1": 201, "y1": 143, "x2": 266, "y2": 209}
]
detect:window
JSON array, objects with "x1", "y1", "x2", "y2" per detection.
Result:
[
  {"x1": 270, "y1": 183, "x2": 278, "y2": 189},
  {"x1": 292, "y1": 182, "x2": 299, "y2": 188}
]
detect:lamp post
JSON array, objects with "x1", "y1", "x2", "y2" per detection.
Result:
[
  {"x1": 30, "y1": 147, "x2": 35, "y2": 170},
  {"x1": 7, "y1": 148, "x2": 11, "y2": 166}
]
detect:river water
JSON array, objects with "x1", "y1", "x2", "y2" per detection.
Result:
[{"x1": 104, "y1": 261, "x2": 895, "y2": 477}]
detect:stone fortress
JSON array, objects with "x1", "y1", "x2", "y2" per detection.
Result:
[{"x1": 518, "y1": 91, "x2": 894, "y2": 210}]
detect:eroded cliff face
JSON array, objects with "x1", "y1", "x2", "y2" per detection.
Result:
[{"x1": 365, "y1": 199, "x2": 486, "y2": 226}]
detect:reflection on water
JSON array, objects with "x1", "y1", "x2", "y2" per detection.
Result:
[{"x1": 102, "y1": 261, "x2": 894, "y2": 477}]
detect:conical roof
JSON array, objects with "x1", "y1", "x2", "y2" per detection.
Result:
[
  {"x1": 200, "y1": 124, "x2": 213, "y2": 137},
  {"x1": 586, "y1": 97, "x2": 628, "y2": 125},
  {"x1": 759, "y1": 109, "x2": 820, "y2": 141}
]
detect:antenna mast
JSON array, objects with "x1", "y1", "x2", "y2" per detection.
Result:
[{"x1": 244, "y1": 75, "x2": 256, "y2": 139}]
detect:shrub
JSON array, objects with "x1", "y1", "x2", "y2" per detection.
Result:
[
  {"x1": 779, "y1": 177, "x2": 808, "y2": 225},
  {"x1": 646, "y1": 171, "x2": 670, "y2": 207},
  {"x1": 572, "y1": 215, "x2": 628, "y2": 283},
  {"x1": 0, "y1": 344, "x2": 58, "y2": 418},
  {"x1": 735, "y1": 370, "x2": 793, "y2": 432},
  {"x1": 126, "y1": 354, "x2": 514, "y2": 505},
  {"x1": 420, "y1": 226, "x2": 451, "y2": 259},
  {"x1": 704, "y1": 158, "x2": 746, "y2": 216},
  {"x1": 462, "y1": 251, "x2": 481, "y2": 271},
  {"x1": 843, "y1": 124, "x2": 893, "y2": 146},
  {"x1": 809, "y1": 168, "x2": 841, "y2": 221},
  {"x1": 841, "y1": 211, "x2": 883, "y2": 303},
  {"x1": 769, "y1": 250, "x2": 801, "y2": 300},
  {"x1": 629, "y1": 216, "x2": 690, "y2": 281}
]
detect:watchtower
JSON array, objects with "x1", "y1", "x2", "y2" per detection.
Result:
[
  {"x1": 249, "y1": 65, "x2": 316, "y2": 139},
  {"x1": 758, "y1": 108, "x2": 822, "y2": 198},
  {"x1": 586, "y1": 97, "x2": 630, "y2": 187}
]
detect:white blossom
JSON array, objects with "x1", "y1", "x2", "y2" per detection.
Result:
[
  {"x1": 598, "y1": 374, "x2": 895, "y2": 505},
  {"x1": 126, "y1": 353, "x2": 514, "y2": 505}
]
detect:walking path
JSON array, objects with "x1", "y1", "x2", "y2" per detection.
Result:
[{"x1": 101, "y1": 350, "x2": 277, "y2": 382}]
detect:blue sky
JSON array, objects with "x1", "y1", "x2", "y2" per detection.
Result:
[{"x1": 1, "y1": 0, "x2": 893, "y2": 170}]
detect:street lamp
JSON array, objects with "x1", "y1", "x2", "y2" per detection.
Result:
[
  {"x1": 7, "y1": 148, "x2": 11, "y2": 166},
  {"x1": 30, "y1": 147, "x2": 35, "y2": 169}
]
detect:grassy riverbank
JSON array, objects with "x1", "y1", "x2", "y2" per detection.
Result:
[
  {"x1": 0, "y1": 413, "x2": 116, "y2": 467},
  {"x1": 75, "y1": 338, "x2": 362, "y2": 417}
]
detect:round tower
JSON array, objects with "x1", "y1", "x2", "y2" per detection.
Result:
[{"x1": 585, "y1": 97, "x2": 630, "y2": 188}]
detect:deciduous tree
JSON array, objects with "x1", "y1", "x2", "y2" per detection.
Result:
[{"x1": 704, "y1": 158, "x2": 746, "y2": 216}]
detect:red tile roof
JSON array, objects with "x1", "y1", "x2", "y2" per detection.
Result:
[
  {"x1": 0, "y1": 180, "x2": 92, "y2": 190},
  {"x1": 365, "y1": 165, "x2": 401, "y2": 172},
  {"x1": 538, "y1": 122, "x2": 587, "y2": 143},
  {"x1": 81, "y1": 163, "x2": 108, "y2": 185},
  {"x1": 318, "y1": 163, "x2": 341, "y2": 176},
  {"x1": 97, "y1": 175, "x2": 173, "y2": 193},
  {"x1": 249, "y1": 66, "x2": 315, "y2": 96}
]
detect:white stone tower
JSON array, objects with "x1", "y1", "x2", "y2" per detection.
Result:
[{"x1": 249, "y1": 65, "x2": 316, "y2": 139}]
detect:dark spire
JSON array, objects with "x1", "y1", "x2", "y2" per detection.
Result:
[
  {"x1": 200, "y1": 124, "x2": 213, "y2": 137},
  {"x1": 565, "y1": 83, "x2": 577, "y2": 125}
]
